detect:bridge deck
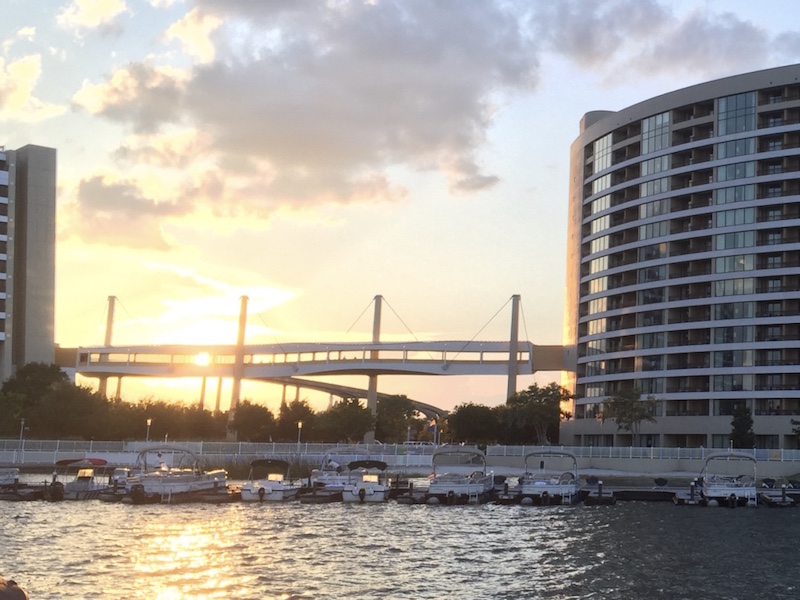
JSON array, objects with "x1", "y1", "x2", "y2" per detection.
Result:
[{"x1": 76, "y1": 340, "x2": 537, "y2": 379}]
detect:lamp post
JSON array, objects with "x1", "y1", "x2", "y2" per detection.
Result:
[
  {"x1": 297, "y1": 421, "x2": 303, "y2": 449},
  {"x1": 146, "y1": 418, "x2": 152, "y2": 442},
  {"x1": 18, "y1": 418, "x2": 25, "y2": 449}
]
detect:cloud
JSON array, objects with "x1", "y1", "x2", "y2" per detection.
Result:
[
  {"x1": 627, "y1": 10, "x2": 771, "y2": 78},
  {"x1": 68, "y1": 175, "x2": 192, "y2": 250},
  {"x1": 74, "y1": 1, "x2": 540, "y2": 209},
  {"x1": 163, "y1": 7, "x2": 223, "y2": 63},
  {"x1": 532, "y1": 0, "x2": 774, "y2": 80},
  {"x1": 0, "y1": 54, "x2": 66, "y2": 122},
  {"x1": 72, "y1": 63, "x2": 188, "y2": 132},
  {"x1": 57, "y1": 0, "x2": 128, "y2": 33}
]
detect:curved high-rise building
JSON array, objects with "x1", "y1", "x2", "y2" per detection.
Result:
[{"x1": 561, "y1": 65, "x2": 800, "y2": 449}]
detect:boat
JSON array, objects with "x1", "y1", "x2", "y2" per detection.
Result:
[
  {"x1": 58, "y1": 458, "x2": 112, "y2": 501},
  {"x1": 341, "y1": 460, "x2": 391, "y2": 503},
  {"x1": 122, "y1": 445, "x2": 228, "y2": 505},
  {"x1": 98, "y1": 467, "x2": 136, "y2": 502},
  {"x1": 425, "y1": 447, "x2": 494, "y2": 505},
  {"x1": 0, "y1": 468, "x2": 49, "y2": 502},
  {"x1": 0, "y1": 467, "x2": 20, "y2": 487},
  {"x1": 516, "y1": 450, "x2": 581, "y2": 505},
  {"x1": 299, "y1": 448, "x2": 367, "y2": 504},
  {"x1": 241, "y1": 459, "x2": 302, "y2": 502},
  {"x1": 699, "y1": 451, "x2": 758, "y2": 507}
]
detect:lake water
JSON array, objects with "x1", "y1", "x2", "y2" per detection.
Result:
[{"x1": 2, "y1": 496, "x2": 799, "y2": 599}]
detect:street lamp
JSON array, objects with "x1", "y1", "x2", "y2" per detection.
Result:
[
  {"x1": 146, "y1": 418, "x2": 152, "y2": 442},
  {"x1": 297, "y1": 421, "x2": 303, "y2": 447},
  {"x1": 18, "y1": 418, "x2": 25, "y2": 449}
]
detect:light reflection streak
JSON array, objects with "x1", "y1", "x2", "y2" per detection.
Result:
[{"x1": 130, "y1": 509, "x2": 254, "y2": 599}]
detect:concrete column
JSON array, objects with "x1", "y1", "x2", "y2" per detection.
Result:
[
  {"x1": 364, "y1": 295, "x2": 382, "y2": 444},
  {"x1": 227, "y1": 295, "x2": 248, "y2": 438},
  {"x1": 506, "y1": 294, "x2": 520, "y2": 401},
  {"x1": 98, "y1": 295, "x2": 116, "y2": 397}
]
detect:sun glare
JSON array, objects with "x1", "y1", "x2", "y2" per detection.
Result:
[{"x1": 194, "y1": 352, "x2": 210, "y2": 366}]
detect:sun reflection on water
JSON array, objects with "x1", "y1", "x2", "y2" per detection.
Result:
[{"x1": 129, "y1": 508, "x2": 256, "y2": 599}]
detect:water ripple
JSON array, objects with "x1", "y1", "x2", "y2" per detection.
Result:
[{"x1": 3, "y1": 500, "x2": 800, "y2": 598}]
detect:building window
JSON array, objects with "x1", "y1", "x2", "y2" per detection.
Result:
[
  {"x1": 588, "y1": 297, "x2": 607, "y2": 314},
  {"x1": 714, "y1": 302, "x2": 754, "y2": 320},
  {"x1": 716, "y1": 161, "x2": 756, "y2": 182},
  {"x1": 638, "y1": 265, "x2": 666, "y2": 283},
  {"x1": 591, "y1": 214, "x2": 610, "y2": 234},
  {"x1": 640, "y1": 177, "x2": 670, "y2": 198},
  {"x1": 642, "y1": 112, "x2": 670, "y2": 154},
  {"x1": 715, "y1": 207, "x2": 754, "y2": 227},
  {"x1": 638, "y1": 242, "x2": 667, "y2": 261},
  {"x1": 586, "y1": 339, "x2": 607, "y2": 355},
  {"x1": 589, "y1": 277, "x2": 607, "y2": 294},
  {"x1": 713, "y1": 374, "x2": 754, "y2": 391},
  {"x1": 590, "y1": 235, "x2": 609, "y2": 254},
  {"x1": 715, "y1": 184, "x2": 755, "y2": 204},
  {"x1": 714, "y1": 325, "x2": 754, "y2": 344},
  {"x1": 593, "y1": 134, "x2": 612, "y2": 174},
  {"x1": 637, "y1": 332, "x2": 665, "y2": 348},
  {"x1": 714, "y1": 277, "x2": 754, "y2": 296},
  {"x1": 718, "y1": 92, "x2": 756, "y2": 135},
  {"x1": 639, "y1": 220, "x2": 669, "y2": 240},
  {"x1": 638, "y1": 287, "x2": 665, "y2": 304},
  {"x1": 637, "y1": 310, "x2": 665, "y2": 327},
  {"x1": 714, "y1": 231, "x2": 754, "y2": 250},
  {"x1": 714, "y1": 254, "x2": 754, "y2": 273},
  {"x1": 714, "y1": 350, "x2": 753, "y2": 368},
  {"x1": 590, "y1": 194, "x2": 611, "y2": 215},
  {"x1": 592, "y1": 174, "x2": 611, "y2": 195},
  {"x1": 641, "y1": 155, "x2": 670, "y2": 176},
  {"x1": 716, "y1": 137, "x2": 755, "y2": 158}
]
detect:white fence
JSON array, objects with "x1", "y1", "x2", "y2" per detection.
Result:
[{"x1": 2, "y1": 439, "x2": 800, "y2": 468}]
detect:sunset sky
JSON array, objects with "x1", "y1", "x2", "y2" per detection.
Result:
[{"x1": 2, "y1": 0, "x2": 799, "y2": 414}]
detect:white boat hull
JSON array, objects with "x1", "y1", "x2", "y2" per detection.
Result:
[
  {"x1": 342, "y1": 484, "x2": 390, "y2": 503},
  {"x1": 241, "y1": 482, "x2": 300, "y2": 502}
]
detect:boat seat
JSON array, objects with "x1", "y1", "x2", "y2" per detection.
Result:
[
  {"x1": 653, "y1": 477, "x2": 668, "y2": 488},
  {"x1": 586, "y1": 476, "x2": 599, "y2": 486}
]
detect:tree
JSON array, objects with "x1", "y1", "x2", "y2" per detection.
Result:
[
  {"x1": 316, "y1": 398, "x2": 375, "y2": 443},
  {"x1": 730, "y1": 404, "x2": 755, "y2": 449},
  {"x1": 446, "y1": 403, "x2": 498, "y2": 444},
  {"x1": 2, "y1": 362, "x2": 69, "y2": 407},
  {"x1": 375, "y1": 395, "x2": 417, "y2": 442},
  {"x1": 275, "y1": 399, "x2": 316, "y2": 442},
  {"x1": 599, "y1": 388, "x2": 657, "y2": 446},
  {"x1": 502, "y1": 383, "x2": 573, "y2": 445},
  {"x1": 232, "y1": 400, "x2": 277, "y2": 442},
  {"x1": 792, "y1": 418, "x2": 800, "y2": 442}
]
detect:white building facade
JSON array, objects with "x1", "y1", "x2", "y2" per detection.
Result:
[
  {"x1": 0, "y1": 144, "x2": 56, "y2": 381},
  {"x1": 562, "y1": 65, "x2": 800, "y2": 450}
]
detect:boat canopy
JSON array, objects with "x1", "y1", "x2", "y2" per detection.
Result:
[
  {"x1": 250, "y1": 459, "x2": 290, "y2": 473},
  {"x1": 56, "y1": 458, "x2": 108, "y2": 467},
  {"x1": 523, "y1": 450, "x2": 579, "y2": 471},
  {"x1": 347, "y1": 460, "x2": 388, "y2": 471}
]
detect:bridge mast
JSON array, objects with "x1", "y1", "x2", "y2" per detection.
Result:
[
  {"x1": 507, "y1": 294, "x2": 520, "y2": 401},
  {"x1": 227, "y1": 295, "x2": 248, "y2": 439},
  {"x1": 98, "y1": 295, "x2": 116, "y2": 398},
  {"x1": 363, "y1": 294, "x2": 382, "y2": 444}
]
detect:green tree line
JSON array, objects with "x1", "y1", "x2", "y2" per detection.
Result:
[
  {"x1": 0, "y1": 363, "x2": 430, "y2": 443},
  {"x1": 0, "y1": 364, "x2": 575, "y2": 445}
]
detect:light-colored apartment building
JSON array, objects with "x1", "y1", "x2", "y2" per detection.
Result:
[
  {"x1": 561, "y1": 65, "x2": 800, "y2": 449},
  {"x1": 0, "y1": 144, "x2": 56, "y2": 381}
]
